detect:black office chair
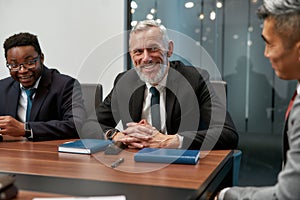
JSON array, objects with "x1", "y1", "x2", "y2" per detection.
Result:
[
  {"x1": 210, "y1": 80, "x2": 242, "y2": 186},
  {"x1": 80, "y1": 83, "x2": 102, "y2": 116},
  {"x1": 80, "y1": 83, "x2": 103, "y2": 139}
]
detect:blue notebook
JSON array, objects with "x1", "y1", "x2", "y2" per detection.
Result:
[
  {"x1": 58, "y1": 139, "x2": 112, "y2": 154},
  {"x1": 134, "y1": 148, "x2": 200, "y2": 165}
]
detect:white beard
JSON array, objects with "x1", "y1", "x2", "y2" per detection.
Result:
[{"x1": 135, "y1": 63, "x2": 167, "y2": 85}]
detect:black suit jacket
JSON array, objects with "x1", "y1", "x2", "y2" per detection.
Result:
[
  {"x1": 0, "y1": 66, "x2": 86, "y2": 141},
  {"x1": 97, "y1": 61, "x2": 238, "y2": 149}
]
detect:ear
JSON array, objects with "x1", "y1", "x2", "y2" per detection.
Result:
[
  {"x1": 40, "y1": 53, "x2": 45, "y2": 63},
  {"x1": 167, "y1": 41, "x2": 174, "y2": 57},
  {"x1": 296, "y1": 41, "x2": 300, "y2": 62}
]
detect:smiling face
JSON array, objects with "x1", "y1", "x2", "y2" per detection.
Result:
[
  {"x1": 129, "y1": 27, "x2": 173, "y2": 85},
  {"x1": 6, "y1": 45, "x2": 43, "y2": 88},
  {"x1": 262, "y1": 17, "x2": 300, "y2": 81}
]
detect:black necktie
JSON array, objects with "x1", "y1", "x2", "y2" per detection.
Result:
[
  {"x1": 24, "y1": 88, "x2": 36, "y2": 121},
  {"x1": 150, "y1": 87, "x2": 161, "y2": 131}
]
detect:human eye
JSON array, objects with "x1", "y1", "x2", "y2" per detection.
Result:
[
  {"x1": 27, "y1": 60, "x2": 36, "y2": 65},
  {"x1": 132, "y1": 49, "x2": 143, "y2": 55},
  {"x1": 7, "y1": 62, "x2": 17, "y2": 68},
  {"x1": 23, "y1": 59, "x2": 37, "y2": 67},
  {"x1": 149, "y1": 47, "x2": 159, "y2": 52},
  {"x1": 10, "y1": 64, "x2": 19, "y2": 69}
]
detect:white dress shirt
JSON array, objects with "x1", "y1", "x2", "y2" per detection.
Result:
[
  {"x1": 141, "y1": 72, "x2": 183, "y2": 148},
  {"x1": 142, "y1": 83, "x2": 167, "y2": 133},
  {"x1": 18, "y1": 77, "x2": 41, "y2": 122}
]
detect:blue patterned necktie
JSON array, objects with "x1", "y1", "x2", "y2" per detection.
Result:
[
  {"x1": 150, "y1": 87, "x2": 161, "y2": 131},
  {"x1": 24, "y1": 88, "x2": 36, "y2": 121}
]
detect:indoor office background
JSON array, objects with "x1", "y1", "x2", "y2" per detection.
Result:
[
  {"x1": 129, "y1": 0, "x2": 297, "y2": 186},
  {"x1": 0, "y1": 0, "x2": 296, "y2": 188}
]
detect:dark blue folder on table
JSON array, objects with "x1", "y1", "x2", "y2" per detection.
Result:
[
  {"x1": 58, "y1": 139, "x2": 112, "y2": 154},
  {"x1": 134, "y1": 148, "x2": 200, "y2": 165}
]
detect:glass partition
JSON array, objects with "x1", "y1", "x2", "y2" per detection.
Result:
[
  {"x1": 128, "y1": 0, "x2": 297, "y2": 186},
  {"x1": 129, "y1": 0, "x2": 296, "y2": 133}
]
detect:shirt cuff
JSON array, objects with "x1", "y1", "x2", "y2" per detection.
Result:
[
  {"x1": 176, "y1": 134, "x2": 183, "y2": 148},
  {"x1": 218, "y1": 187, "x2": 231, "y2": 200}
]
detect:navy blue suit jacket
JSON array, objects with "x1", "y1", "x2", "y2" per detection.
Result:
[{"x1": 0, "y1": 66, "x2": 86, "y2": 141}]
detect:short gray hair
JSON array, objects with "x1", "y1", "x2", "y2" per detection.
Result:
[
  {"x1": 129, "y1": 20, "x2": 170, "y2": 50},
  {"x1": 257, "y1": 0, "x2": 300, "y2": 48}
]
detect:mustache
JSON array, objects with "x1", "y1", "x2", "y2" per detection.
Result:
[{"x1": 139, "y1": 63, "x2": 160, "y2": 68}]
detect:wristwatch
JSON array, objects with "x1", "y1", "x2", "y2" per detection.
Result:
[
  {"x1": 105, "y1": 129, "x2": 119, "y2": 140},
  {"x1": 24, "y1": 122, "x2": 31, "y2": 138}
]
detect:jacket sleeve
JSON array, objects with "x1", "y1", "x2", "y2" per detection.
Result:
[
  {"x1": 178, "y1": 68, "x2": 238, "y2": 150},
  {"x1": 223, "y1": 94, "x2": 300, "y2": 199},
  {"x1": 29, "y1": 78, "x2": 86, "y2": 141}
]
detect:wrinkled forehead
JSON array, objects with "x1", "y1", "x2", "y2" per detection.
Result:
[{"x1": 129, "y1": 28, "x2": 165, "y2": 50}]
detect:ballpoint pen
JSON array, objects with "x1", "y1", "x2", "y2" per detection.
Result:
[{"x1": 111, "y1": 157, "x2": 125, "y2": 168}]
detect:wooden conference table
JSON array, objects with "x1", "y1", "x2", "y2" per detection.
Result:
[{"x1": 0, "y1": 138, "x2": 233, "y2": 200}]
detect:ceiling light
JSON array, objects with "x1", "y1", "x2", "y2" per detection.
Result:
[
  {"x1": 131, "y1": 21, "x2": 137, "y2": 27},
  {"x1": 199, "y1": 13, "x2": 205, "y2": 20},
  {"x1": 247, "y1": 40, "x2": 253, "y2": 46},
  {"x1": 210, "y1": 11, "x2": 216, "y2": 20},
  {"x1": 131, "y1": 1, "x2": 138, "y2": 9},
  {"x1": 146, "y1": 14, "x2": 154, "y2": 20},
  {"x1": 233, "y1": 34, "x2": 239, "y2": 39},
  {"x1": 150, "y1": 8, "x2": 156, "y2": 14},
  {"x1": 185, "y1": 2, "x2": 194, "y2": 8},
  {"x1": 216, "y1": 1, "x2": 223, "y2": 8},
  {"x1": 248, "y1": 26, "x2": 254, "y2": 32},
  {"x1": 155, "y1": 19, "x2": 162, "y2": 24}
]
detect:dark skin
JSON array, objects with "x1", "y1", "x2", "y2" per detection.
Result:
[{"x1": 0, "y1": 45, "x2": 43, "y2": 137}]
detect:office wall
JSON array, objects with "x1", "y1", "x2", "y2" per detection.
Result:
[{"x1": 0, "y1": 0, "x2": 126, "y2": 96}]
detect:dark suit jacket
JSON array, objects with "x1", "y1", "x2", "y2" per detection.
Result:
[
  {"x1": 97, "y1": 61, "x2": 238, "y2": 150},
  {"x1": 0, "y1": 66, "x2": 86, "y2": 141}
]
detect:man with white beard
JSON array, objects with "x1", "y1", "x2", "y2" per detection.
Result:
[{"x1": 97, "y1": 20, "x2": 238, "y2": 150}]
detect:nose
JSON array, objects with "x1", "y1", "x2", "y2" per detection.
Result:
[
  {"x1": 141, "y1": 49, "x2": 152, "y2": 63},
  {"x1": 264, "y1": 46, "x2": 269, "y2": 58},
  {"x1": 18, "y1": 65, "x2": 29, "y2": 73}
]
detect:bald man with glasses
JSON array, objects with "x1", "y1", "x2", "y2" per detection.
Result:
[{"x1": 0, "y1": 32, "x2": 86, "y2": 141}]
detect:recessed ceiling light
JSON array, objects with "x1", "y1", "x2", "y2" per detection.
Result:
[
  {"x1": 199, "y1": 13, "x2": 205, "y2": 20},
  {"x1": 155, "y1": 19, "x2": 162, "y2": 24},
  {"x1": 146, "y1": 14, "x2": 154, "y2": 20},
  {"x1": 185, "y1": 2, "x2": 194, "y2": 8},
  {"x1": 150, "y1": 8, "x2": 156, "y2": 14},
  {"x1": 210, "y1": 11, "x2": 216, "y2": 20},
  {"x1": 131, "y1": 1, "x2": 138, "y2": 9}
]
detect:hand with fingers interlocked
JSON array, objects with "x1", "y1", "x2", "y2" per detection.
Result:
[{"x1": 113, "y1": 119, "x2": 180, "y2": 149}]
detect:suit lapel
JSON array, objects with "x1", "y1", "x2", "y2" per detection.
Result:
[
  {"x1": 30, "y1": 68, "x2": 51, "y2": 121},
  {"x1": 129, "y1": 83, "x2": 145, "y2": 122},
  {"x1": 282, "y1": 119, "x2": 289, "y2": 164},
  {"x1": 165, "y1": 66, "x2": 179, "y2": 133},
  {"x1": 7, "y1": 81, "x2": 20, "y2": 118}
]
